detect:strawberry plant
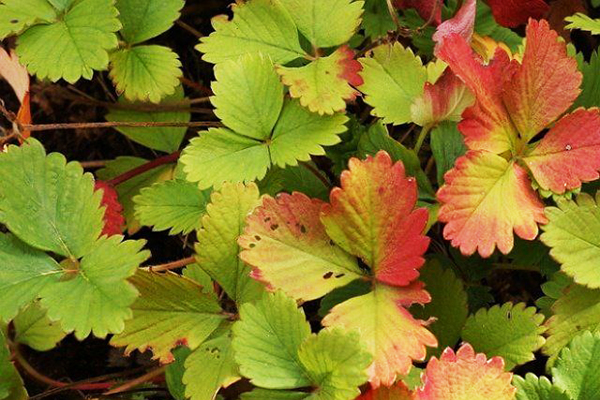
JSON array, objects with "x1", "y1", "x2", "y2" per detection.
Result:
[{"x1": 2, "y1": 0, "x2": 600, "y2": 399}]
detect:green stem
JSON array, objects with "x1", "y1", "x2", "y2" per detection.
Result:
[{"x1": 414, "y1": 125, "x2": 431, "y2": 154}]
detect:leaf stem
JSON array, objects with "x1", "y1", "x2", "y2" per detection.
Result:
[
  {"x1": 414, "y1": 125, "x2": 431, "y2": 154},
  {"x1": 107, "y1": 151, "x2": 180, "y2": 187},
  {"x1": 300, "y1": 161, "x2": 332, "y2": 188},
  {"x1": 103, "y1": 365, "x2": 166, "y2": 395},
  {"x1": 144, "y1": 256, "x2": 197, "y2": 272},
  {"x1": 22, "y1": 121, "x2": 221, "y2": 132}
]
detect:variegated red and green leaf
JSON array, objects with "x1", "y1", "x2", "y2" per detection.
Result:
[
  {"x1": 322, "y1": 283, "x2": 437, "y2": 388},
  {"x1": 432, "y1": 0, "x2": 476, "y2": 55},
  {"x1": 356, "y1": 381, "x2": 413, "y2": 400},
  {"x1": 524, "y1": 109, "x2": 600, "y2": 194},
  {"x1": 239, "y1": 192, "x2": 362, "y2": 302},
  {"x1": 487, "y1": 0, "x2": 549, "y2": 28},
  {"x1": 437, "y1": 151, "x2": 546, "y2": 257},
  {"x1": 321, "y1": 151, "x2": 430, "y2": 287},
  {"x1": 414, "y1": 344, "x2": 516, "y2": 400}
]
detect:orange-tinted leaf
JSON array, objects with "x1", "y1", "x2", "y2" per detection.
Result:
[
  {"x1": 437, "y1": 151, "x2": 546, "y2": 257},
  {"x1": 0, "y1": 47, "x2": 29, "y2": 103},
  {"x1": 524, "y1": 109, "x2": 600, "y2": 194},
  {"x1": 487, "y1": 0, "x2": 549, "y2": 28},
  {"x1": 321, "y1": 151, "x2": 430, "y2": 287},
  {"x1": 356, "y1": 381, "x2": 413, "y2": 400},
  {"x1": 95, "y1": 181, "x2": 125, "y2": 236},
  {"x1": 503, "y1": 19, "x2": 581, "y2": 143},
  {"x1": 432, "y1": 0, "x2": 476, "y2": 55},
  {"x1": 239, "y1": 192, "x2": 362, "y2": 302},
  {"x1": 322, "y1": 283, "x2": 437, "y2": 388},
  {"x1": 437, "y1": 34, "x2": 518, "y2": 154},
  {"x1": 414, "y1": 344, "x2": 516, "y2": 400}
]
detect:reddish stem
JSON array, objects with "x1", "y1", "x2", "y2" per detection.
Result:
[{"x1": 107, "y1": 151, "x2": 181, "y2": 187}]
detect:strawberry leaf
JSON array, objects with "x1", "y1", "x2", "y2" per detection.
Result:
[
  {"x1": 486, "y1": 0, "x2": 549, "y2": 28},
  {"x1": 13, "y1": 302, "x2": 66, "y2": 352},
  {"x1": 111, "y1": 269, "x2": 225, "y2": 363},
  {"x1": 0, "y1": 330, "x2": 27, "y2": 400},
  {"x1": 565, "y1": 13, "x2": 600, "y2": 35},
  {"x1": 356, "y1": 382, "x2": 413, "y2": 400},
  {"x1": 429, "y1": 122, "x2": 467, "y2": 185},
  {"x1": 0, "y1": 0, "x2": 56, "y2": 39},
  {"x1": 513, "y1": 374, "x2": 570, "y2": 400},
  {"x1": 552, "y1": 331, "x2": 600, "y2": 399},
  {"x1": 432, "y1": 0, "x2": 476, "y2": 54},
  {"x1": 95, "y1": 181, "x2": 125, "y2": 237},
  {"x1": 115, "y1": 0, "x2": 183, "y2": 44}
]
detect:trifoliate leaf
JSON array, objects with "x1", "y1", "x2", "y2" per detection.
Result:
[
  {"x1": 359, "y1": 43, "x2": 427, "y2": 125},
  {"x1": 0, "y1": 0, "x2": 56, "y2": 39},
  {"x1": 543, "y1": 284, "x2": 600, "y2": 365},
  {"x1": 0, "y1": 234, "x2": 61, "y2": 322},
  {"x1": 16, "y1": 0, "x2": 121, "y2": 83},
  {"x1": 115, "y1": 0, "x2": 183, "y2": 44},
  {"x1": 40, "y1": 235, "x2": 149, "y2": 340},
  {"x1": 541, "y1": 192, "x2": 600, "y2": 288},
  {"x1": 414, "y1": 344, "x2": 516, "y2": 400},
  {"x1": 411, "y1": 260, "x2": 468, "y2": 357},
  {"x1": 195, "y1": 182, "x2": 263, "y2": 305},
  {"x1": 278, "y1": 0, "x2": 364, "y2": 48},
  {"x1": 461, "y1": 303, "x2": 546, "y2": 370},
  {"x1": 233, "y1": 291, "x2": 312, "y2": 389},
  {"x1": 239, "y1": 192, "x2": 362, "y2": 302},
  {"x1": 430, "y1": 121, "x2": 466, "y2": 185},
  {"x1": 0, "y1": 139, "x2": 103, "y2": 258},
  {"x1": 134, "y1": 179, "x2": 211, "y2": 235},
  {"x1": 109, "y1": 45, "x2": 182, "y2": 104},
  {"x1": 183, "y1": 329, "x2": 240, "y2": 400},
  {"x1": 13, "y1": 302, "x2": 67, "y2": 351},
  {"x1": 552, "y1": 331, "x2": 600, "y2": 399},
  {"x1": 277, "y1": 46, "x2": 362, "y2": 115},
  {"x1": 111, "y1": 270, "x2": 225, "y2": 363},
  {"x1": 197, "y1": 0, "x2": 305, "y2": 64},
  {"x1": 565, "y1": 13, "x2": 600, "y2": 35},
  {"x1": 106, "y1": 86, "x2": 190, "y2": 153},
  {"x1": 0, "y1": 330, "x2": 27, "y2": 400},
  {"x1": 513, "y1": 374, "x2": 570, "y2": 400}
]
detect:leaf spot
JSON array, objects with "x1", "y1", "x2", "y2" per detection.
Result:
[
  {"x1": 323, "y1": 271, "x2": 334, "y2": 279},
  {"x1": 270, "y1": 224, "x2": 279, "y2": 231}
]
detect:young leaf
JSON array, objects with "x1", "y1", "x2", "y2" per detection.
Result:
[
  {"x1": 0, "y1": 0, "x2": 56, "y2": 39},
  {"x1": 414, "y1": 344, "x2": 516, "y2": 400},
  {"x1": 277, "y1": 46, "x2": 363, "y2": 115},
  {"x1": 0, "y1": 139, "x2": 104, "y2": 258},
  {"x1": 513, "y1": 374, "x2": 570, "y2": 400},
  {"x1": 115, "y1": 0, "x2": 184, "y2": 44},
  {"x1": 109, "y1": 45, "x2": 182, "y2": 104},
  {"x1": 277, "y1": 0, "x2": 364, "y2": 48},
  {"x1": 552, "y1": 331, "x2": 600, "y2": 399},
  {"x1": 239, "y1": 192, "x2": 362, "y2": 302},
  {"x1": 111, "y1": 270, "x2": 225, "y2": 363},
  {"x1": 359, "y1": 43, "x2": 427, "y2": 125},
  {"x1": 13, "y1": 302, "x2": 67, "y2": 351},
  {"x1": 461, "y1": 303, "x2": 546, "y2": 370},
  {"x1": 16, "y1": 0, "x2": 121, "y2": 83},
  {"x1": 0, "y1": 330, "x2": 27, "y2": 400},
  {"x1": 485, "y1": 0, "x2": 549, "y2": 28},
  {"x1": 195, "y1": 182, "x2": 264, "y2": 305},
  {"x1": 196, "y1": 0, "x2": 305, "y2": 64},
  {"x1": 39, "y1": 235, "x2": 150, "y2": 340},
  {"x1": 134, "y1": 179, "x2": 211, "y2": 235}
]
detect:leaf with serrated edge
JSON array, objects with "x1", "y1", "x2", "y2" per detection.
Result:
[
  {"x1": 414, "y1": 344, "x2": 516, "y2": 400},
  {"x1": 16, "y1": 0, "x2": 121, "y2": 83},
  {"x1": 115, "y1": 0, "x2": 184, "y2": 44},
  {"x1": 322, "y1": 284, "x2": 437, "y2": 387},
  {"x1": 0, "y1": 0, "x2": 56, "y2": 39},
  {"x1": 195, "y1": 182, "x2": 264, "y2": 305},
  {"x1": 322, "y1": 151, "x2": 430, "y2": 287},
  {"x1": 109, "y1": 45, "x2": 182, "y2": 104},
  {"x1": 14, "y1": 302, "x2": 66, "y2": 351},
  {"x1": 432, "y1": 0, "x2": 476, "y2": 55},
  {"x1": 462, "y1": 302, "x2": 546, "y2": 370},
  {"x1": 197, "y1": 0, "x2": 305, "y2": 64},
  {"x1": 278, "y1": 45, "x2": 363, "y2": 115},
  {"x1": 0, "y1": 139, "x2": 104, "y2": 258},
  {"x1": 239, "y1": 192, "x2": 361, "y2": 302},
  {"x1": 40, "y1": 236, "x2": 149, "y2": 340},
  {"x1": 111, "y1": 270, "x2": 224, "y2": 363},
  {"x1": 552, "y1": 331, "x2": 600, "y2": 399},
  {"x1": 359, "y1": 43, "x2": 427, "y2": 125},
  {"x1": 566, "y1": 13, "x2": 600, "y2": 35},
  {"x1": 513, "y1": 374, "x2": 570, "y2": 400},
  {"x1": 0, "y1": 330, "x2": 27, "y2": 400}
]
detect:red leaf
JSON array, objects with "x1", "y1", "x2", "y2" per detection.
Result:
[
  {"x1": 486, "y1": 0, "x2": 550, "y2": 28},
  {"x1": 94, "y1": 181, "x2": 125, "y2": 237},
  {"x1": 432, "y1": 0, "x2": 476, "y2": 56}
]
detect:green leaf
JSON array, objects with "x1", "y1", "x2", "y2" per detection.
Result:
[
  {"x1": 134, "y1": 179, "x2": 211, "y2": 235},
  {"x1": 362, "y1": 0, "x2": 395, "y2": 39},
  {"x1": 537, "y1": 272, "x2": 573, "y2": 318},
  {"x1": 474, "y1": 2, "x2": 523, "y2": 52},
  {"x1": 233, "y1": 291, "x2": 312, "y2": 389},
  {"x1": 513, "y1": 374, "x2": 570, "y2": 400},
  {"x1": 278, "y1": 0, "x2": 364, "y2": 48},
  {"x1": 183, "y1": 329, "x2": 241, "y2": 400},
  {"x1": 13, "y1": 302, "x2": 66, "y2": 351},
  {"x1": 259, "y1": 164, "x2": 330, "y2": 201},
  {"x1": 40, "y1": 235, "x2": 149, "y2": 340},
  {"x1": 111, "y1": 269, "x2": 224, "y2": 363},
  {"x1": 109, "y1": 45, "x2": 182, "y2": 103},
  {"x1": 411, "y1": 259, "x2": 468, "y2": 357},
  {"x1": 195, "y1": 182, "x2": 264, "y2": 305},
  {"x1": 241, "y1": 390, "x2": 308, "y2": 400},
  {"x1": 359, "y1": 43, "x2": 427, "y2": 125},
  {"x1": 105, "y1": 86, "x2": 190, "y2": 153},
  {"x1": 462, "y1": 302, "x2": 546, "y2": 370},
  {"x1": 115, "y1": 0, "x2": 183, "y2": 44},
  {"x1": 165, "y1": 346, "x2": 191, "y2": 400},
  {"x1": 565, "y1": 13, "x2": 600, "y2": 35},
  {"x1": 0, "y1": 139, "x2": 103, "y2": 258},
  {"x1": 0, "y1": 0, "x2": 56, "y2": 39},
  {"x1": 182, "y1": 263, "x2": 214, "y2": 292},
  {"x1": 543, "y1": 284, "x2": 600, "y2": 365},
  {"x1": 0, "y1": 330, "x2": 27, "y2": 400},
  {"x1": 541, "y1": 192, "x2": 600, "y2": 289},
  {"x1": 553, "y1": 331, "x2": 600, "y2": 399},
  {"x1": 197, "y1": 0, "x2": 305, "y2": 64},
  {"x1": 573, "y1": 51, "x2": 600, "y2": 109},
  {"x1": 318, "y1": 279, "x2": 371, "y2": 317},
  {"x1": 16, "y1": 0, "x2": 121, "y2": 83},
  {"x1": 430, "y1": 121, "x2": 467, "y2": 185},
  {"x1": 0, "y1": 234, "x2": 61, "y2": 322}
]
